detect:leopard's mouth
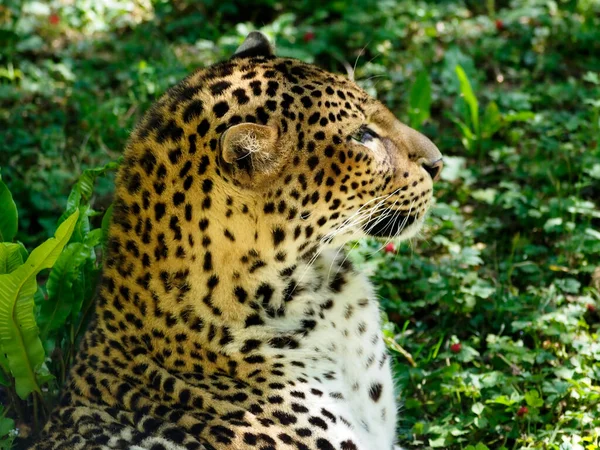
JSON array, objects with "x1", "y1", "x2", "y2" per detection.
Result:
[{"x1": 362, "y1": 210, "x2": 420, "y2": 238}]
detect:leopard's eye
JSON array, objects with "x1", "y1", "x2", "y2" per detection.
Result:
[{"x1": 349, "y1": 126, "x2": 377, "y2": 143}]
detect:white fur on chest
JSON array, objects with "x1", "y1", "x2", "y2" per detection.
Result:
[{"x1": 264, "y1": 250, "x2": 398, "y2": 449}]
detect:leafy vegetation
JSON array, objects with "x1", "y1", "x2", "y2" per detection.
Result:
[{"x1": 1, "y1": 0, "x2": 599, "y2": 448}]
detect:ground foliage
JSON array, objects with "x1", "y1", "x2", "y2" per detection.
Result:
[{"x1": 0, "y1": 0, "x2": 599, "y2": 448}]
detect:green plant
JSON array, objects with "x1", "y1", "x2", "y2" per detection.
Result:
[
  {"x1": 451, "y1": 64, "x2": 534, "y2": 156},
  {"x1": 0, "y1": 162, "x2": 117, "y2": 441},
  {"x1": 408, "y1": 71, "x2": 432, "y2": 130}
]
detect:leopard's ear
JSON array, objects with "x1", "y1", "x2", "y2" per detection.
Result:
[
  {"x1": 232, "y1": 31, "x2": 275, "y2": 59},
  {"x1": 220, "y1": 123, "x2": 283, "y2": 187}
]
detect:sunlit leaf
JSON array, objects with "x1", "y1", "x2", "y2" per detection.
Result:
[
  {"x1": 481, "y1": 101, "x2": 501, "y2": 138},
  {"x1": 408, "y1": 71, "x2": 432, "y2": 129},
  {"x1": 455, "y1": 64, "x2": 479, "y2": 135},
  {"x1": 0, "y1": 210, "x2": 78, "y2": 398}
]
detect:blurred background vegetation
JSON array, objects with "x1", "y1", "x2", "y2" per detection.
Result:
[{"x1": 1, "y1": 0, "x2": 599, "y2": 448}]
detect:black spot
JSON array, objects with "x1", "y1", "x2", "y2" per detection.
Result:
[
  {"x1": 140, "y1": 149, "x2": 156, "y2": 175},
  {"x1": 300, "y1": 96, "x2": 313, "y2": 108},
  {"x1": 203, "y1": 252, "x2": 213, "y2": 271},
  {"x1": 168, "y1": 148, "x2": 182, "y2": 164},
  {"x1": 316, "y1": 439, "x2": 335, "y2": 450},
  {"x1": 272, "y1": 227, "x2": 285, "y2": 246},
  {"x1": 173, "y1": 192, "x2": 185, "y2": 206},
  {"x1": 197, "y1": 119, "x2": 210, "y2": 137},
  {"x1": 156, "y1": 120, "x2": 183, "y2": 144},
  {"x1": 263, "y1": 202, "x2": 275, "y2": 214},
  {"x1": 256, "y1": 283, "x2": 274, "y2": 307},
  {"x1": 266, "y1": 81, "x2": 279, "y2": 97},
  {"x1": 202, "y1": 178, "x2": 213, "y2": 193},
  {"x1": 244, "y1": 314, "x2": 264, "y2": 327},
  {"x1": 183, "y1": 99, "x2": 204, "y2": 123},
  {"x1": 198, "y1": 155, "x2": 210, "y2": 175},
  {"x1": 154, "y1": 203, "x2": 166, "y2": 221},
  {"x1": 210, "y1": 80, "x2": 232, "y2": 95},
  {"x1": 308, "y1": 112, "x2": 320, "y2": 125},
  {"x1": 256, "y1": 107, "x2": 269, "y2": 124},
  {"x1": 341, "y1": 441, "x2": 358, "y2": 450},
  {"x1": 234, "y1": 286, "x2": 248, "y2": 303},
  {"x1": 232, "y1": 88, "x2": 250, "y2": 105},
  {"x1": 188, "y1": 133, "x2": 197, "y2": 154},
  {"x1": 127, "y1": 173, "x2": 141, "y2": 194},
  {"x1": 308, "y1": 416, "x2": 328, "y2": 430},
  {"x1": 213, "y1": 101, "x2": 229, "y2": 118},
  {"x1": 307, "y1": 156, "x2": 319, "y2": 171},
  {"x1": 273, "y1": 411, "x2": 297, "y2": 425},
  {"x1": 179, "y1": 161, "x2": 192, "y2": 178},
  {"x1": 369, "y1": 382, "x2": 383, "y2": 402}
]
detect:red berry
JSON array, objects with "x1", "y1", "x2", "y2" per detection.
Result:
[
  {"x1": 303, "y1": 31, "x2": 315, "y2": 43},
  {"x1": 495, "y1": 19, "x2": 504, "y2": 31},
  {"x1": 450, "y1": 343, "x2": 462, "y2": 353},
  {"x1": 587, "y1": 303, "x2": 596, "y2": 312},
  {"x1": 517, "y1": 406, "x2": 528, "y2": 417},
  {"x1": 49, "y1": 13, "x2": 60, "y2": 25},
  {"x1": 383, "y1": 243, "x2": 396, "y2": 254}
]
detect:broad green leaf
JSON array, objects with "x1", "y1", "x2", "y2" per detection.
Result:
[
  {"x1": 39, "y1": 242, "x2": 91, "y2": 338},
  {"x1": 0, "y1": 243, "x2": 25, "y2": 275},
  {"x1": 455, "y1": 64, "x2": 479, "y2": 135},
  {"x1": 70, "y1": 228, "x2": 102, "y2": 323},
  {"x1": 408, "y1": 71, "x2": 432, "y2": 129},
  {"x1": 0, "y1": 243, "x2": 26, "y2": 378},
  {"x1": 0, "y1": 415, "x2": 15, "y2": 438},
  {"x1": 0, "y1": 210, "x2": 78, "y2": 398},
  {"x1": 0, "y1": 177, "x2": 18, "y2": 242},
  {"x1": 481, "y1": 101, "x2": 501, "y2": 138}
]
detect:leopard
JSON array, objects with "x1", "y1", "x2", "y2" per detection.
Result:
[{"x1": 32, "y1": 31, "x2": 443, "y2": 450}]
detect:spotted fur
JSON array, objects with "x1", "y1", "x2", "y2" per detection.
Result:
[{"x1": 32, "y1": 32, "x2": 442, "y2": 450}]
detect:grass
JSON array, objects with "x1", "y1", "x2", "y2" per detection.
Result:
[{"x1": 1, "y1": 0, "x2": 599, "y2": 448}]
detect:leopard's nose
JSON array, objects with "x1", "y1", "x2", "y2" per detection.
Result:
[
  {"x1": 422, "y1": 157, "x2": 443, "y2": 181},
  {"x1": 398, "y1": 122, "x2": 443, "y2": 182}
]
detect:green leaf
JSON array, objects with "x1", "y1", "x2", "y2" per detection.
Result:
[
  {"x1": 70, "y1": 228, "x2": 102, "y2": 322},
  {"x1": 455, "y1": 64, "x2": 479, "y2": 135},
  {"x1": 0, "y1": 243, "x2": 25, "y2": 275},
  {"x1": 0, "y1": 243, "x2": 26, "y2": 378},
  {"x1": 0, "y1": 177, "x2": 18, "y2": 242},
  {"x1": 525, "y1": 390, "x2": 544, "y2": 408},
  {"x1": 503, "y1": 111, "x2": 535, "y2": 123},
  {"x1": 58, "y1": 160, "x2": 120, "y2": 227},
  {"x1": 0, "y1": 415, "x2": 15, "y2": 438},
  {"x1": 465, "y1": 444, "x2": 490, "y2": 450},
  {"x1": 472, "y1": 402, "x2": 485, "y2": 415},
  {"x1": 39, "y1": 242, "x2": 92, "y2": 338},
  {"x1": 429, "y1": 436, "x2": 447, "y2": 448},
  {"x1": 0, "y1": 210, "x2": 79, "y2": 399},
  {"x1": 487, "y1": 395, "x2": 517, "y2": 406},
  {"x1": 481, "y1": 101, "x2": 501, "y2": 138},
  {"x1": 408, "y1": 71, "x2": 432, "y2": 129}
]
